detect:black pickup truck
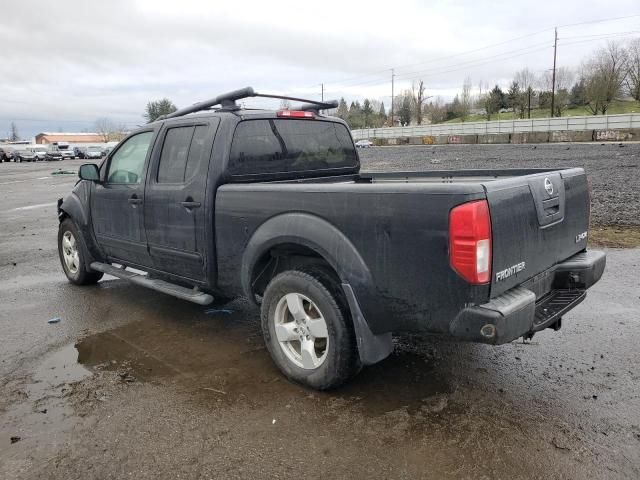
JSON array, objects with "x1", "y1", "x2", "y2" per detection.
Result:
[{"x1": 57, "y1": 87, "x2": 606, "y2": 390}]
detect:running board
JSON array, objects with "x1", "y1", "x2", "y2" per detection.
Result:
[{"x1": 90, "y1": 262, "x2": 214, "y2": 306}]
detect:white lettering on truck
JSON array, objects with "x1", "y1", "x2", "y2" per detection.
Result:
[{"x1": 495, "y1": 262, "x2": 526, "y2": 282}]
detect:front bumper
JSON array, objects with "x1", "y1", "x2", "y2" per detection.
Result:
[{"x1": 450, "y1": 250, "x2": 606, "y2": 344}]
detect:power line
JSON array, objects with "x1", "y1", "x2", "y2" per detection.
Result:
[
  {"x1": 557, "y1": 13, "x2": 640, "y2": 29},
  {"x1": 324, "y1": 43, "x2": 553, "y2": 93},
  {"x1": 320, "y1": 13, "x2": 640, "y2": 93}
]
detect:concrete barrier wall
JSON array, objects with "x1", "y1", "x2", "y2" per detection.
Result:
[
  {"x1": 374, "y1": 128, "x2": 640, "y2": 146},
  {"x1": 352, "y1": 113, "x2": 640, "y2": 141},
  {"x1": 477, "y1": 133, "x2": 511, "y2": 144}
]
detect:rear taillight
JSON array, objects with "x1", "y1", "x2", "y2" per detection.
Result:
[
  {"x1": 449, "y1": 200, "x2": 492, "y2": 284},
  {"x1": 277, "y1": 110, "x2": 315, "y2": 119}
]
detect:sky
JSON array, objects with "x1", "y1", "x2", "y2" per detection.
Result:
[{"x1": 1, "y1": 0, "x2": 639, "y2": 139}]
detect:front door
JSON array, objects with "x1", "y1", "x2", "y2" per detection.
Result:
[
  {"x1": 91, "y1": 130, "x2": 156, "y2": 267},
  {"x1": 144, "y1": 119, "x2": 218, "y2": 281}
]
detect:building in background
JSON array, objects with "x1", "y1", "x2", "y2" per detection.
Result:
[{"x1": 35, "y1": 132, "x2": 107, "y2": 144}]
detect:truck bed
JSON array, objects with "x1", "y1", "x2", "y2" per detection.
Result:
[{"x1": 216, "y1": 167, "x2": 590, "y2": 337}]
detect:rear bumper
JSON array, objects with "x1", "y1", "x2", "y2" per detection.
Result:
[{"x1": 450, "y1": 250, "x2": 606, "y2": 345}]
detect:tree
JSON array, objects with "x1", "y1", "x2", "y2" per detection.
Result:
[
  {"x1": 362, "y1": 99, "x2": 374, "y2": 127},
  {"x1": 425, "y1": 97, "x2": 447, "y2": 124},
  {"x1": 514, "y1": 68, "x2": 536, "y2": 118},
  {"x1": 94, "y1": 118, "x2": 126, "y2": 142},
  {"x1": 569, "y1": 78, "x2": 587, "y2": 107},
  {"x1": 458, "y1": 77, "x2": 472, "y2": 121},
  {"x1": 336, "y1": 98, "x2": 349, "y2": 120},
  {"x1": 583, "y1": 42, "x2": 628, "y2": 115},
  {"x1": 449, "y1": 95, "x2": 461, "y2": 121},
  {"x1": 279, "y1": 99, "x2": 291, "y2": 109},
  {"x1": 484, "y1": 85, "x2": 505, "y2": 120},
  {"x1": 399, "y1": 92, "x2": 412, "y2": 126},
  {"x1": 542, "y1": 67, "x2": 573, "y2": 116},
  {"x1": 9, "y1": 122, "x2": 19, "y2": 141},
  {"x1": 347, "y1": 101, "x2": 364, "y2": 129},
  {"x1": 507, "y1": 81, "x2": 522, "y2": 118},
  {"x1": 411, "y1": 80, "x2": 427, "y2": 125},
  {"x1": 626, "y1": 38, "x2": 640, "y2": 101},
  {"x1": 144, "y1": 98, "x2": 177, "y2": 123}
]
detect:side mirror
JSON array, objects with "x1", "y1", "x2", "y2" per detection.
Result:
[{"x1": 79, "y1": 163, "x2": 100, "y2": 182}]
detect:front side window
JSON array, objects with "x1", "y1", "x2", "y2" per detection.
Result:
[
  {"x1": 229, "y1": 119, "x2": 357, "y2": 176},
  {"x1": 107, "y1": 131, "x2": 154, "y2": 184}
]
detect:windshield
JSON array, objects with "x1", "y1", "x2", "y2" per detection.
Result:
[{"x1": 229, "y1": 119, "x2": 357, "y2": 176}]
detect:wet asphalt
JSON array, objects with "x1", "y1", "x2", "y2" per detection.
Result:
[{"x1": 1, "y1": 154, "x2": 639, "y2": 479}]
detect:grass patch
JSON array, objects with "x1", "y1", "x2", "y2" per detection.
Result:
[{"x1": 589, "y1": 225, "x2": 640, "y2": 248}]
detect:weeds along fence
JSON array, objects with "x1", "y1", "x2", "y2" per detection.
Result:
[{"x1": 351, "y1": 113, "x2": 640, "y2": 140}]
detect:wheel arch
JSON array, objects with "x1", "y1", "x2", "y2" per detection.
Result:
[{"x1": 241, "y1": 212, "x2": 373, "y2": 303}]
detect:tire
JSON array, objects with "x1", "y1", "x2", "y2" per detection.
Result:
[
  {"x1": 58, "y1": 218, "x2": 103, "y2": 285},
  {"x1": 261, "y1": 269, "x2": 360, "y2": 390}
]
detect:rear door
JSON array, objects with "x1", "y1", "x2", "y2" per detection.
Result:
[
  {"x1": 92, "y1": 130, "x2": 157, "y2": 266},
  {"x1": 144, "y1": 119, "x2": 219, "y2": 280},
  {"x1": 483, "y1": 168, "x2": 590, "y2": 298}
]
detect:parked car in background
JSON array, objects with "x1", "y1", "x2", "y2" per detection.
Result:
[
  {"x1": 74, "y1": 146, "x2": 88, "y2": 159},
  {"x1": 0, "y1": 146, "x2": 15, "y2": 162},
  {"x1": 85, "y1": 146, "x2": 104, "y2": 159},
  {"x1": 53, "y1": 142, "x2": 75, "y2": 159},
  {"x1": 102, "y1": 146, "x2": 113, "y2": 157},
  {"x1": 355, "y1": 139, "x2": 373, "y2": 148},
  {"x1": 45, "y1": 147, "x2": 63, "y2": 161},
  {"x1": 27, "y1": 146, "x2": 48, "y2": 161},
  {"x1": 14, "y1": 149, "x2": 38, "y2": 162}
]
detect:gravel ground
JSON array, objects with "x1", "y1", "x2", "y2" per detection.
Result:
[
  {"x1": 1, "y1": 159, "x2": 639, "y2": 479},
  {"x1": 359, "y1": 142, "x2": 640, "y2": 226}
]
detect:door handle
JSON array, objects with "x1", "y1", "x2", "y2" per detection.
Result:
[
  {"x1": 181, "y1": 200, "x2": 201, "y2": 209},
  {"x1": 128, "y1": 194, "x2": 143, "y2": 205}
]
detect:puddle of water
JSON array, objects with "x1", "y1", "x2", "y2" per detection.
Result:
[
  {"x1": 72, "y1": 315, "x2": 452, "y2": 417},
  {"x1": 31, "y1": 343, "x2": 92, "y2": 391}
]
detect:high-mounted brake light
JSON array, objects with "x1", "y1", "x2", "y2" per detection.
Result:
[
  {"x1": 277, "y1": 110, "x2": 315, "y2": 119},
  {"x1": 449, "y1": 200, "x2": 492, "y2": 284}
]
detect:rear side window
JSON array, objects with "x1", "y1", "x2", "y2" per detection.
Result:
[
  {"x1": 157, "y1": 125, "x2": 210, "y2": 183},
  {"x1": 229, "y1": 119, "x2": 357, "y2": 176}
]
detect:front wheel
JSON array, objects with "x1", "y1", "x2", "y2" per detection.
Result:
[
  {"x1": 261, "y1": 269, "x2": 360, "y2": 390},
  {"x1": 58, "y1": 219, "x2": 103, "y2": 285}
]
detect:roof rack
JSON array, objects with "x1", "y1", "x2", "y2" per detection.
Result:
[{"x1": 158, "y1": 87, "x2": 337, "y2": 120}]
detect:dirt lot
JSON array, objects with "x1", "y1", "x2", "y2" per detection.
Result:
[
  {"x1": 359, "y1": 142, "x2": 640, "y2": 227},
  {"x1": 1, "y1": 154, "x2": 639, "y2": 479}
]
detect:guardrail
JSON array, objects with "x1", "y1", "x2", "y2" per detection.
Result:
[{"x1": 351, "y1": 113, "x2": 640, "y2": 140}]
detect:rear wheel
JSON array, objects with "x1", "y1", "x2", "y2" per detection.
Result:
[
  {"x1": 58, "y1": 218, "x2": 103, "y2": 285},
  {"x1": 261, "y1": 269, "x2": 360, "y2": 390}
]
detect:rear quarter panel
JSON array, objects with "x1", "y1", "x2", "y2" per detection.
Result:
[{"x1": 215, "y1": 183, "x2": 488, "y2": 335}]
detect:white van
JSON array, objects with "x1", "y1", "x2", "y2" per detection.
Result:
[{"x1": 53, "y1": 142, "x2": 75, "y2": 159}]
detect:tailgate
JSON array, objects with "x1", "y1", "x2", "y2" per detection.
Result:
[{"x1": 484, "y1": 168, "x2": 590, "y2": 298}]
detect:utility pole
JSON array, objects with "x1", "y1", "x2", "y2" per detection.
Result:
[
  {"x1": 390, "y1": 69, "x2": 395, "y2": 127},
  {"x1": 321, "y1": 83, "x2": 324, "y2": 102},
  {"x1": 550, "y1": 27, "x2": 558, "y2": 118}
]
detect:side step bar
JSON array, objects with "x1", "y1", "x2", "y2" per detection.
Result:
[{"x1": 90, "y1": 262, "x2": 214, "y2": 306}]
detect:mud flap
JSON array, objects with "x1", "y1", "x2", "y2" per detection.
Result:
[{"x1": 341, "y1": 283, "x2": 393, "y2": 365}]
